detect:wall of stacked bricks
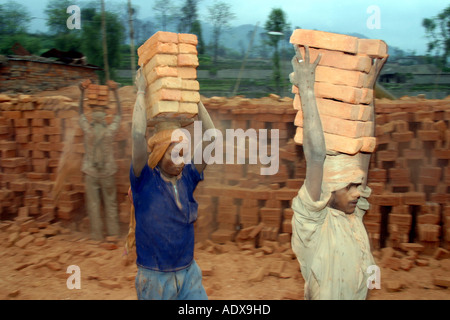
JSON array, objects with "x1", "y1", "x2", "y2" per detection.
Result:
[
  {"x1": 0, "y1": 92, "x2": 449, "y2": 253},
  {"x1": 0, "y1": 59, "x2": 99, "y2": 93},
  {"x1": 0, "y1": 30, "x2": 449, "y2": 254}
]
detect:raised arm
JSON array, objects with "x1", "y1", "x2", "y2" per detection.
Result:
[
  {"x1": 131, "y1": 69, "x2": 148, "y2": 177},
  {"x1": 290, "y1": 45, "x2": 325, "y2": 202},
  {"x1": 360, "y1": 56, "x2": 387, "y2": 188},
  {"x1": 194, "y1": 100, "x2": 216, "y2": 174},
  {"x1": 78, "y1": 79, "x2": 91, "y2": 115},
  {"x1": 107, "y1": 80, "x2": 122, "y2": 116}
]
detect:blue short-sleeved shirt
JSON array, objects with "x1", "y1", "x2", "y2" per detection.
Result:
[{"x1": 130, "y1": 163, "x2": 204, "y2": 272}]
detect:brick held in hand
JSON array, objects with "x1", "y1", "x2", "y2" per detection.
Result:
[
  {"x1": 143, "y1": 54, "x2": 178, "y2": 77},
  {"x1": 148, "y1": 89, "x2": 182, "y2": 105},
  {"x1": 137, "y1": 31, "x2": 178, "y2": 59},
  {"x1": 178, "y1": 67, "x2": 197, "y2": 79},
  {"x1": 145, "y1": 66, "x2": 179, "y2": 85},
  {"x1": 178, "y1": 43, "x2": 198, "y2": 55},
  {"x1": 181, "y1": 91, "x2": 200, "y2": 103},
  {"x1": 148, "y1": 77, "x2": 183, "y2": 93},
  {"x1": 178, "y1": 33, "x2": 198, "y2": 45},
  {"x1": 147, "y1": 100, "x2": 180, "y2": 119},
  {"x1": 179, "y1": 102, "x2": 199, "y2": 115},
  {"x1": 295, "y1": 45, "x2": 372, "y2": 73},
  {"x1": 357, "y1": 39, "x2": 388, "y2": 58},
  {"x1": 294, "y1": 126, "x2": 376, "y2": 154},
  {"x1": 293, "y1": 94, "x2": 372, "y2": 121},
  {"x1": 178, "y1": 54, "x2": 199, "y2": 67},
  {"x1": 97, "y1": 86, "x2": 109, "y2": 96},
  {"x1": 294, "y1": 111, "x2": 374, "y2": 138},
  {"x1": 292, "y1": 83, "x2": 373, "y2": 105},
  {"x1": 181, "y1": 79, "x2": 200, "y2": 91},
  {"x1": 316, "y1": 65, "x2": 368, "y2": 88},
  {"x1": 290, "y1": 29, "x2": 359, "y2": 54},
  {"x1": 139, "y1": 42, "x2": 179, "y2": 66}
]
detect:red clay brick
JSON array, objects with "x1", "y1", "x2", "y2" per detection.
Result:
[
  {"x1": 178, "y1": 54, "x2": 199, "y2": 67},
  {"x1": 295, "y1": 111, "x2": 373, "y2": 138},
  {"x1": 357, "y1": 39, "x2": 388, "y2": 58},
  {"x1": 292, "y1": 83, "x2": 373, "y2": 105},
  {"x1": 147, "y1": 101, "x2": 180, "y2": 118},
  {"x1": 143, "y1": 54, "x2": 178, "y2": 74},
  {"x1": 295, "y1": 46, "x2": 372, "y2": 72},
  {"x1": 290, "y1": 29, "x2": 359, "y2": 54},
  {"x1": 178, "y1": 33, "x2": 198, "y2": 45},
  {"x1": 181, "y1": 91, "x2": 200, "y2": 103},
  {"x1": 146, "y1": 66, "x2": 178, "y2": 85},
  {"x1": 178, "y1": 102, "x2": 198, "y2": 115},
  {"x1": 178, "y1": 67, "x2": 197, "y2": 79},
  {"x1": 148, "y1": 77, "x2": 182, "y2": 93},
  {"x1": 178, "y1": 43, "x2": 198, "y2": 55},
  {"x1": 294, "y1": 126, "x2": 364, "y2": 155},
  {"x1": 316, "y1": 66, "x2": 368, "y2": 88},
  {"x1": 294, "y1": 95, "x2": 372, "y2": 121},
  {"x1": 181, "y1": 80, "x2": 200, "y2": 91}
]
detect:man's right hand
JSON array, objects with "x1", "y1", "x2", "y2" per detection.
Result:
[
  {"x1": 290, "y1": 45, "x2": 321, "y2": 95},
  {"x1": 79, "y1": 79, "x2": 91, "y2": 91}
]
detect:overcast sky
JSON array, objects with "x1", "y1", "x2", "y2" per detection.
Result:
[{"x1": 1, "y1": 0, "x2": 448, "y2": 55}]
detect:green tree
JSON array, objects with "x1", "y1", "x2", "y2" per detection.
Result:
[
  {"x1": 0, "y1": 0, "x2": 31, "y2": 35},
  {"x1": 178, "y1": 0, "x2": 198, "y2": 33},
  {"x1": 153, "y1": 0, "x2": 176, "y2": 31},
  {"x1": 0, "y1": 0, "x2": 33, "y2": 54},
  {"x1": 207, "y1": 1, "x2": 235, "y2": 64},
  {"x1": 44, "y1": 0, "x2": 82, "y2": 52},
  {"x1": 81, "y1": 7, "x2": 125, "y2": 82},
  {"x1": 265, "y1": 8, "x2": 289, "y2": 95},
  {"x1": 422, "y1": 4, "x2": 450, "y2": 69},
  {"x1": 190, "y1": 20, "x2": 205, "y2": 54}
]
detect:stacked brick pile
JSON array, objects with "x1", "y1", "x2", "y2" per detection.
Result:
[
  {"x1": 137, "y1": 31, "x2": 200, "y2": 119},
  {"x1": 289, "y1": 29, "x2": 388, "y2": 155},
  {"x1": 365, "y1": 97, "x2": 450, "y2": 253},
  {"x1": 193, "y1": 95, "x2": 304, "y2": 245},
  {"x1": 0, "y1": 56, "x2": 98, "y2": 93},
  {"x1": 0, "y1": 90, "x2": 449, "y2": 255},
  {"x1": 86, "y1": 84, "x2": 109, "y2": 107},
  {"x1": 0, "y1": 93, "x2": 132, "y2": 229}
]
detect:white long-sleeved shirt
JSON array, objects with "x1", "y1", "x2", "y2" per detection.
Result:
[{"x1": 291, "y1": 183, "x2": 376, "y2": 300}]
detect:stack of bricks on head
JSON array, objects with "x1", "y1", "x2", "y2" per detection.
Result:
[
  {"x1": 86, "y1": 83, "x2": 109, "y2": 107},
  {"x1": 290, "y1": 29, "x2": 388, "y2": 155},
  {"x1": 138, "y1": 31, "x2": 200, "y2": 120}
]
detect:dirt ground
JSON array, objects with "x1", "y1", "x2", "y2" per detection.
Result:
[
  {"x1": 1, "y1": 85, "x2": 448, "y2": 300},
  {"x1": 0, "y1": 220, "x2": 449, "y2": 301}
]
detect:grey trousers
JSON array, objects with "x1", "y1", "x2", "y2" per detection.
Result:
[{"x1": 84, "y1": 174, "x2": 119, "y2": 240}]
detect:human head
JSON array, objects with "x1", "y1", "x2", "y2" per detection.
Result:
[
  {"x1": 322, "y1": 152, "x2": 365, "y2": 214},
  {"x1": 158, "y1": 142, "x2": 185, "y2": 177},
  {"x1": 91, "y1": 107, "x2": 106, "y2": 124},
  {"x1": 147, "y1": 122, "x2": 187, "y2": 177},
  {"x1": 329, "y1": 183, "x2": 361, "y2": 214}
]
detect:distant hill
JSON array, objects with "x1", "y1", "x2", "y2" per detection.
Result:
[{"x1": 138, "y1": 17, "x2": 407, "y2": 58}]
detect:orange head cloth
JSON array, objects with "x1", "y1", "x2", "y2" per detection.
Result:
[
  {"x1": 322, "y1": 152, "x2": 365, "y2": 193},
  {"x1": 147, "y1": 124, "x2": 188, "y2": 169}
]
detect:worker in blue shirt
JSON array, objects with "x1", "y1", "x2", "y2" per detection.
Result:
[{"x1": 129, "y1": 68, "x2": 215, "y2": 300}]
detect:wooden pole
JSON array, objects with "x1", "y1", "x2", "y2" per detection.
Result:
[
  {"x1": 128, "y1": 0, "x2": 136, "y2": 85},
  {"x1": 101, "y1": 0, "x2": 110, "y2": 82}
]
